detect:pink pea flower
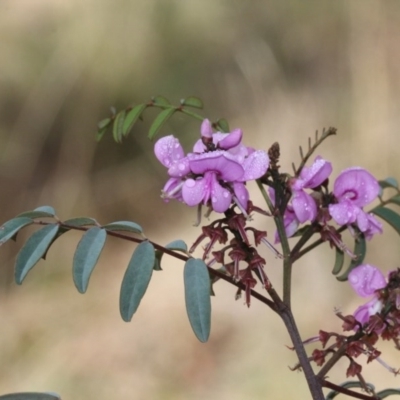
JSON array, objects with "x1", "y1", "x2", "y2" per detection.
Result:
[
  {"x1": 328, "y1": 167, "x2": 382, "y2": 239},
  {"x1": 348, "y1": 264, "x2": 386, "y2": 324},
  {"x1": 290, "y1": 156, "x2": 332, "y2": 223}
]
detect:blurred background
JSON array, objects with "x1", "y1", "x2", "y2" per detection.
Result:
[{"x1": 1, "y1": 1, "x2": 400, "y2": 399}]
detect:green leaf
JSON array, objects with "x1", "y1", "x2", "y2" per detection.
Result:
[
  {"x1": 0, "y1": 217, "x2": 33, "y2": 245},
  {"x1": 165, "y1": 239, "x2": 188, "y2": 253},
  {"x1": 104, "y1": 221, "x2": 143, "y2": 234},
  {"x1": 15, "y1": 224, "x2": 60, "y2": 284},
  {"x1": 184, "y1": 258, "x2": 211, "y2": 342},
  {"x1": 112, "y1": 110, "x2": 126, "y2": 143},
  {"x1": 378, "y1": 177, "x2": 398, "y2": 190},
  {"x1": 97, "y1": 117, "x2": 111, "y2": 130},
  {"x1": 120, "y1": 241, "x2": 155, "y2": 322},
  {"x1": 215, "y1": 118, "x2": 230, "y2": 133},
  {"x1": 386, "y1": 194, "x2": 400, "y2": 206},
  {"x1": 376, "y1": 388, "x2": 400, "y2": 398},
  {"x1": 18, "y1": 206, "x2": 56, "y2": 219},
  {"x1": 332, "y1": 248, "x2": 344, "y2": 275},
  {"x1": 73, "y1": 227, "x2": 107, "y2": 293},
  {"x1": 96, "y1": 125, "x2": 109, "y2": 142},
  {"x1": 148, "y1": 107, "x2": 176, "y2": 140},
  {"x1": 181, "y1": 96, "x2": 203, "y2": 109},
  {"x1": 372, "y1": 206, "x2": 400, "y2": 236},
  {"x1": 0, "y1": 393, "x2": 61, "y2": 400},
  {"x1": 122, "y1": 104, "x2": 146, "y2": 137},
  {"x1": 336, "y1": 234, "x2": 366, "y2": 282},
  {"x1": 63, "y1": 217, "x2": 98, "y2": 227},
  {"x1": 152, "y1": 95, "x2": 170, "y2": 106},
  {"x1": 153, "y1": 249, "x2": 163, "y2": 271}
]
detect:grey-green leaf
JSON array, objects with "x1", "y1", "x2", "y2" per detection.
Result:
[
  {"x1": 123, "y1": 104, "x2": 146, "y2": 137},
  {"x1": 104, "y1": 221, "x2": 143, "y2": 234},
  {"x1": 387, "y1": 194, "x2": 400, "y2": 207},
  {"x1": 73, "y1": 227, "x2": 107, "y2": 293},
  {"x1": 216, "y1": 118, "x2": 230, "y2": 133},
  {"x1": 181, "y1": 96, "x2": 204, "y2": 109},
  {"x1": 165, "y1": 239, "x2": 188, "y2": 253},
  {"x1": 336, "y1": 234, "x2": 366, "y2": 282},
  {"x1": 184, "y1": 258, "x2": 211, "y2": 342},
  {"x1": 0, "y1": 393, "x2": 61, "y2": 400},
  {"x1": 372, "y1": 206, "x2": 400, "y2": 235},
  {"x1": 378, "y1": 177, "x2": 399, "y2": 190},
  {"x1": 332, "y1": 248, "x2": 344, "y2": 275},
  {"x1": 18, "y1": 206, "x2": 56, "y2": 219},
  {"x1": 376, "y1": 388, "x2": 400, "y2": 398},
  {"x1": 15, "y1": 224, "x2": 60, "y2": 284},
  {"x1": 148, "y1": 107, "x2": 176, "y2": 140},
  {"x1": 112, "y1": 110, "x2": 126, "y2": 143},
  {"x1": 63, "y1": 217, "x2": 98, "y2": 227},
  {"x1": 120, "y1": 241, "x2": 155, "y2": 321},
  {"x1": 0, "y1": 217, "x2": 33, "y2": 245}
]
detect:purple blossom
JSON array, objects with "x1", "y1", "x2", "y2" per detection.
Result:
[
  {"x1": 154, "y1": 119, "x2": 270, "y2": 214},
  {"x1": 328, "y1": 167, "x2": 382, "y2": 238},
  {"x1": 348, "y1": 264, "x2": 386, "y2": 324}
]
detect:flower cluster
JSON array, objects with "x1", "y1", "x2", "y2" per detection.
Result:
[
  {"x1": 154, "y1": 119, "x2": 270, "y2": 215},
  {"x1": 279, "y1": 157, "x2": 382, "y2": 242}
]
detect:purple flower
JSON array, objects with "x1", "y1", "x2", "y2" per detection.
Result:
[
  {"x1": 328, "y1": 168, "x2": 382, "y2": 238},
  {"x1": 290, "y1": 156, "x2": 332, "y2": 223},
  {"x1": 154, "y1": 119, "x2": 269, "y2": 213},
  {"x1": 348, "y1": 264, "x2": 386, "y2": 324}
]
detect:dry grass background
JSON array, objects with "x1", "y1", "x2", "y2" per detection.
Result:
[{"x1": 1, "y1": 1, "x2": 400, "y2": 399}]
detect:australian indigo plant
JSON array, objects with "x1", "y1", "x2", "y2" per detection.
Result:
[{"x1": 1, "y1": 96, "x2": 400, "y2": 400}]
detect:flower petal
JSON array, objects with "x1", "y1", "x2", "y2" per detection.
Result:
[
  {"x1": 364, "y1": 213, "x2": 383, "y2": 240},
  {"x1": 299, "y1": 156, "x2": 332, "y2": 189},
  {"x1": 154, "y1": 135, "x2": 185, "y2": 168},
  {"x1": 218, "y1": 128, "x2": 243, "y2": 150},
  {"x1": 182, "y1": 178, "x2": 207, "y2": 206},
  {"x1": 353, "y1": 297, "x2": 383, "y2": 324},
  {"x1": 333, "y1": 167, "x2": 380, "y2": 207},
  {"x1": 348, "y1": 264, "x2": 386, "y2": 297},
  {"x1": 328, "y1": 199, "x2": 359, "y2": 225},
  {"x1": 238, "y1": 150, "x2": 270, "y2": 181},
  {"x1": 167, "y1": 158, "x2": 190, "y2": 177},
  {"x1": 209, "y1": 174, "x2": 232, "y2": 212},
  {"x1": 188, "y1": 151, "x2": 244, "y2": 182},
  {"x1": 292, "y1": 190, "x2": 317, "y2": 223},
  {"x1": 201, "y1": 119, "x2": 213, "y2": 138},
  {"x1": 232, "y1": 182, "x2": 249, "y2": 211}
]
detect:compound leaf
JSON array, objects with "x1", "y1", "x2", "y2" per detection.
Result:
[
  {"x1": 73, "y1": 227, "x2": 107, "y2": 293},
  {"x1": 15, "y1": 224, "x2": 59, "y2": 284},
  {"x1": 184, "y1": 258, "x2": 211, "y2": 342},
  {"x1": 120, "y1": 241, "x2": 155, "y2": 322},
  {"x1": 0, "y1": 217, "x2": 33, "y2": 245}
]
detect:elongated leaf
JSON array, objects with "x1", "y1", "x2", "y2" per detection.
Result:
[
  {"x1": 15, "y1": 224, "x2": 60, "y2": 284},
  {"x1": 0, "y1": 393, "x2": 61, "y2": 400},
  {"x1": 148, "y1": 107, "x2": 176, "y2": 140},
  {"x1": 165, "y1": 239, "x2": 188, "y2": 253},
  {"x1": 120, "y1": 241, "x2": 155, "y2": 321},
  {"x1": 184, "y1": 258, "x2": 211, "y2": 342},
  {"x1": 97, "y1": 117, "x2": 111, "y2": 130},
  {"x1": 372, "y1": 206, "x2": 400, "y2": 236},
  {"x1": 63, "y1": 217, "x2": 98, "y2": 227},
  {"x1": 73, "y1": 227, "x2": 107, "y2": 293},
  {"x1": 332, "y1": 248, "x2": 344, "y2": 275},
  {"x1": 104, "y1": 221, "x2": 143, "y2": 234},
  {"x1": 0, "y1": 217, "x2": 33, "y2": 245},
  {"x1": 112, "y1": 110, "x2": 126, "y2": 143},
  {"x1": 376, "y1": 389, "x2": 400, "y2": 398},
  {"x1": 123, "y1": 104, "x2": 146, "y2": 136},
  {"x1": 216, "y1": 118, "x2": 230, "y2": 133},
  {"x1": 378, "y1": 177, "x2": 398, "y2": 190},
  {"x1": 96, "y1": 125, "x2": 109, "y2": 142},
  {"x1": 152, "y1": 95, "x2": 170, "y2": 106},
  {"x1": 18, "y1": 206, "x2": 56, "y2": 219},
  {"x1": 386, "y1": 194, "x2": 400, "y2": 206},
  {"x1": 181, "y1": 96, "x2": 203, "y2": 109},
  {"x1": 336, "y1": 235, "x2": 366, "y2": 282}
]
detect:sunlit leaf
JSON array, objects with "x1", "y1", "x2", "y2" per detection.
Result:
[
  {"x1": 73, "y1": 227, "x2": 107, "y2": 293},
  {"x1": 372, "y1": 206, "x2": 400, "y2": 236},
  {"x1": 336, "y1": 234, "x2": 366, "y2": 282},
  {"x1": 215, "y1": 118, "x2": 230, "y2": 133},
  {"x1": 63, "y1": 217, "x2": 98, "y2": 227},
  {"x1": 120, "y1": 241, "x2": 155, "y2": 321},
  {"x1": 15, "y1": 224, "x2": 60, "y2": 284},
  {"x1": 112, "y1": 110, "x2": 126, "y2": 143},
  {"x1": 0, "y1": 217, "x2": 33, "y2": 246},
  {"x1": 0, "y1": 393, "x2": 61, "y2": 400},
  {"x1": 152, "y1": 95, "x2": 170, "y2": 106},
  {"x1": 165, "y1": 239, "x2": 188, "y2": 253},
  {"x1": 104, "y1": 221, "x2": 143, "y2": 234},
  {"x1": 18, "y1": 206, "x2": 56, "y2": 219},
  {"x1": 148, "y1": 107, "x2": 176, "y2": 140},
  {"x1": 122, "y1": 104, "x2": 146, "y2": 137},
  {"x1": 181, "y1": 96, "x2": 203, "y2": 109},
  {"x1": 332, "y1": 248, "x2": 344, "y2": 275},
  {"x1": 184, "y1": 258, "x2": 211, "y2": 342}
]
